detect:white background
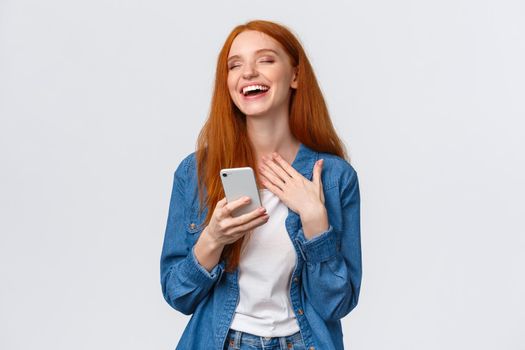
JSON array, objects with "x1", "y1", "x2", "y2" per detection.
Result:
[{"x1": 1, "y1": 1, "x2": 524, "y2": 349}]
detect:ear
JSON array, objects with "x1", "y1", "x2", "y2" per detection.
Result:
[{"x1": 290, "y1": 67, "x2": 298, "y2": 89}]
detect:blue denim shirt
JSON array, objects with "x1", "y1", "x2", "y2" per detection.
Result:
[{"x1": 160, "y1": 142, "x2": 362, "y2": 350}]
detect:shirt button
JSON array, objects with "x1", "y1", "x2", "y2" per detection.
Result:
[
  {"x1": 297, "y1": 308, "x2": 304, "y2": 315},
  {"x1": 309, "y1": 347, "x2": 315, "y2": 350},
  {"x1": 189, "y1": 223, "x2": 196, "y2": 229},
  {"x1": 293, "y1": 276, "x2": 299, "y2": 283}
]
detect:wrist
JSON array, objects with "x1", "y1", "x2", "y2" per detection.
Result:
[
  {"x1": 299, "y1": 202, "x2": 326, "y2": 220},
  {"x1": 300, "y1": 204, "x2": 329, "y2": 240},
  {"x1": 193, "y1": 227, "x2": 225, "y2": 273},
  {"x1": 200, "y1": 227, "x2": 224, "y2": 252}
]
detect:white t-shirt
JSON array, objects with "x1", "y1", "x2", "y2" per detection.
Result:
[{"x1": 229, "y1": 189, "x2": 300, "y2": 337}]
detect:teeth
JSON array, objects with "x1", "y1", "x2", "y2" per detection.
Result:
[{"x1": 242, "y1": 84, "x2": 269, "y2": 95}]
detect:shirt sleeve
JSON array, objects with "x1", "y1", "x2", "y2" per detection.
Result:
[
  {"x1": 294, "y1": 163, "x2": 362, "y2": 321},
  {"x1": 160, "y1": 156, "x2": 224, "y2": 315}
]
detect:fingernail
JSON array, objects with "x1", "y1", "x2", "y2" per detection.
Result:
[{"x1": 259, "y1": 207, "x2": 266, "y2": 213}]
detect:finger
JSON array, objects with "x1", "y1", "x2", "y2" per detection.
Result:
[
  {"x1": 220, "y1": 196, "x2": 251, "y2": 218},
  {"x1": 261, "y1": 173, "x2": 284, "y2": 196},
  {"x1": 226, "y1": 213, "x2": 270, "y2": 236},
  {"x1": 229, "y1": 206, "x2": 267, "y2": 227},
  {"x1": 270, "y1": 152, "x2": 302, "y2": 179},
  {"x1": 312, "y1": 159, "x2": 323, "y2": 185},
  {"x1": 261, "y1": 156, "x2": 291, "y2": 184},
  {"x1": 216, "y1": 197, "x2": 227, "y2": 208},
  {"x1": 319, "y1": 174, "x2": 325, "y2": 203},
  {"x1": 259, "y1": 166, "x2": 285, "y2": 191}
]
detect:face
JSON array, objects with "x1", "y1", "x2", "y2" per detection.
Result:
[{"x1": 227, "y1": 30, "x2": 298, "y2": 117}]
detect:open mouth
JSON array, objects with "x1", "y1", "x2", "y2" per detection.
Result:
[{"x1": 241, "y1": 85, "x2": 270, "y2": 98}]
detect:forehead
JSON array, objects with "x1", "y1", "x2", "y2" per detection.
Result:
[{"x1": 228, "y1": 30, "x2": 283, "y2": 58}]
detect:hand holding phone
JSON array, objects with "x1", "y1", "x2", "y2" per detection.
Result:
[
  {"x1": 200, "y1": 167, "x2": 269, "y2": 248},
  {"x1": 220, "y1": 167, "x2": 262, "y2": 217}
]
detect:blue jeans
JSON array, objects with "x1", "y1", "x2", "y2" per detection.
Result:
[{"x1": 223, "y1": 329, "x2": 307, "y2": 350}]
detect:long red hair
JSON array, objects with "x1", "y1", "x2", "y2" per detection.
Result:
[{"x1": 195, "y1": 19, "x2": 349, "y2": 272}]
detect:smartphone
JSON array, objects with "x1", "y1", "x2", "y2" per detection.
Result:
[{"x1": 220, "y1": 167, "x2": 262, "y2": 217}]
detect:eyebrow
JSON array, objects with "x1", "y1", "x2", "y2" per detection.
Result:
[{"x1": 227, "y1": 48, "x2": 279, "y2": 62}]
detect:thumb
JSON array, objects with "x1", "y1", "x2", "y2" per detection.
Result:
[
  {"x1": 217, "y1": 197, "x2": 227, "y2": 208},
  {"x1": 312, "y1": 159, "x2": 324, "y2": 185}
]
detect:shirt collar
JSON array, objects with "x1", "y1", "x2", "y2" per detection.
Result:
[{"x1": 291, "y1": 142, "x2": 318, "y2": 181}]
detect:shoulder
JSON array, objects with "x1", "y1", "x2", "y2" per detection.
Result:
[{"x1": 174, "y1": 151, "x2": 197, "y2": 180}]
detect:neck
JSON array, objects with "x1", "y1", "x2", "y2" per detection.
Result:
[{"x1": 246, "y1": 112, "x2": 300, "y2": 165}]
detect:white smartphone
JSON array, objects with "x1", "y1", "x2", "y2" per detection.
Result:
[{"x1": 220, "y1": 167, "x2": 262, "y2": 217}]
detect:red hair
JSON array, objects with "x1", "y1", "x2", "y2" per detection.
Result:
[{"x1": 195, "y1": 19, "x2": 349, "y2": 272}]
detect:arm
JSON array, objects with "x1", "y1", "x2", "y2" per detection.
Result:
[
  {"x1": 160, "y1": 156, "x2": 225, "y2": 315},
  {"x1": 295, "y1": 164, "x2": 362, "y2": 321}
]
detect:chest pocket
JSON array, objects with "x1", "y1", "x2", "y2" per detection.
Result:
[{"x1": 185, "y1": 204, "x2": 207, "y2": 236}]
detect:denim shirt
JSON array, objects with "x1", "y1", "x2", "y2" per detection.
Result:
[{"x1": 160, "y1": 142, "x2": 362, "y2": 350}]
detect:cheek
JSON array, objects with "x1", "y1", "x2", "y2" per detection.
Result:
[
  {"x1": 226, "y1": 76, "x2": 237, "y2": 96},
  {"x1": 269, "y1": 68, "x2": 293, "y2": 88}
]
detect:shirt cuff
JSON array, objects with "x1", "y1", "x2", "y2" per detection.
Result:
[
  {"x1": 179, "y1": 245, "x2": 224, "y2": 285},
  {"x1": 295, "y1": 224, "x2": 338, "y2": 263}
]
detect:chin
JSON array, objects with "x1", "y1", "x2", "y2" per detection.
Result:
[
  {"x1": 235, "y1": 101, "x2": 271, "y2": 117},
  {"x1": 241, "y1": 107, "x2": 272, "y2": 117}
]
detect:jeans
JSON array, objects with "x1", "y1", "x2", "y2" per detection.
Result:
[{"x1": 223, "y1": 328, "x2": 307, "y2": 350}]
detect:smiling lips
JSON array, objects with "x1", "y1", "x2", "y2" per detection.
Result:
[{"x1": 240, "y1": 84, "x2": 270, "y2": 100}]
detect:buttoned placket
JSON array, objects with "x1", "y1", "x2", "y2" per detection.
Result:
[
  {"x1": 285, "y1": 207, "x2": 315, "y2": 350},
  {"x1": 219, "y1": 146, "x2": 319, "y2": 350}
]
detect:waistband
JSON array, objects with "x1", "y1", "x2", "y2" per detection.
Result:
[{"x1": 226, "y1": 328, "x2": 304, "y2": 349}]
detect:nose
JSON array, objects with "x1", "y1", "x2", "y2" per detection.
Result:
[{"x1": 241, "y1": 61, "x2": 258, "y2": 79}]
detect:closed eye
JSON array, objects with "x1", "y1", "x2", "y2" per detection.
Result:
[{"x1": 228, "y1": 59, "x2": 274, "y2": 70}]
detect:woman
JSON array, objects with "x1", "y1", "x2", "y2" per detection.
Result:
[{"x1": 160, "y1": 19, "x2": 362, "y2": 350}]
